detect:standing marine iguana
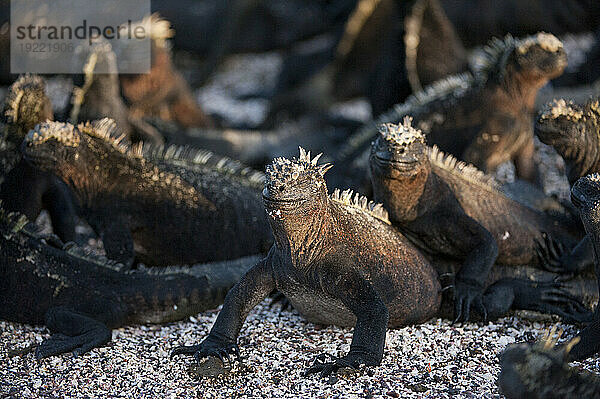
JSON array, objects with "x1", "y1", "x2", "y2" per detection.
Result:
[
  {"x1": 339, "y1": 32, "x2": 567, "y2": 182},
  {"x1": 498, "y1": 175, "x2": 600, "y2": 398},
  {"x1": 0, "y1": 75, "x2": 77, "y2": 242},
  {"x1": 0, "y1": 205, "x2": 258, "y2": 359},
  {"x1": 21, "y1": 119, "x2": 272, "y2": 268},
  {"x1": 534, "y1": 98, "x2": 600, "y2": 275},
  {"x1": 369, "y1": 120, "x2": 583, "y2": 322},
  {"x1": 171, "y1": 148, "x2": 442, "y2": 377}
]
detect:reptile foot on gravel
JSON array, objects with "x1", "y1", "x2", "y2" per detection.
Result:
[
  {"x1": 304, "y1": 352, "x2": 377, "y2": 378},
  {"x1": 171, "y1": 336, "x2": 240, "y2": 366}
]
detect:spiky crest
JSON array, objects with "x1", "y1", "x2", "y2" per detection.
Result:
[
  {"x1": 26, "y1": 121, "x2": 81, "y2": 147},
  {"x1": 132, "y1": 142, "x2": 266, "y2": 188},
  {"x1": 428, "y1": 146, "x2": 499, "y2": 190},
  {"x1": 378, "y1": 117, "x2": 426, "y2": 147},
  {"x1": 330, "y1": 188, "x2": 390, "y2": 224},
  {"x1": 78, "y1": 118, "x2": 130, "y2": 153},
  {"x1": 266, "y1": 147, "x2": 332, "y2": 187},
  {"x1": 338, "y1": 73, "x2": 472, "y2": 161},
  {"x1": 471, "y1": 32, "x2": 563, "y2": 79}
]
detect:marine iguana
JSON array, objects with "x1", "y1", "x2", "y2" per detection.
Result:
[
  {"x1": 498, "y1": 334, "x2": 600, "y2": 399},
  {"x1": 534, "y1": 98, "x2": 600, "y2": 275},
  {"x1": 339, "y1": 32, "x2": 567, "y2": 182},
  {"x1": 119, "y1": 14, "x2": 215, "y2": 129},
  {"x1": 0, "y1": 205, "x2": 258, "y2": 359},
  {"x1": 71, "y1": 41, "x2": 164, "y2": 145},
  {"x1": 369, "y1": 119, "x2": 583, "y2": 322},
  {"x1": 497, "y1": 174, "x2": 600, "y2": 398},
  {"x1": 0, "y1": 75, "x2": 78, "y2": 242},
  {"x1": 171, "y1": 147, "x2": 442, "y2": 377},
  {"x1": 562, "y1": 174, "x2": 600, "y2": 361},
  {"x1": 21, "y1": 119, "x2": 272, "y2": 268}
]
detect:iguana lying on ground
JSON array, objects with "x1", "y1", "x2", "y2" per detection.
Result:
[
  {"x1": 171, "y1": 147, "x2": 442, "y2": 377},
  {"x1": 0, "y1": 205, "x2": 258, "y2": 359},
  {"x1": 534, "y1": 98, "x2": 600, "y2": 275},
  {"x1": 369, "y1": 120, "x2": 583, "y2": 322},
  {"x1": 498, "y1": 334, "x2": 600, "y2": 399},
  {"x1": 498, "y1": 174, "x2": 600, "y2": 398},
  {"x1": 21, "y1": 119, "x2": 272, "y2": 268},
  {"x1": 119, "y1": 14, "x2": 215, "y2": 129},
  {"x1": 0, "y1": 75, "x2": 77, "y2": 242},
  {"x1": 339, "y1": 32, "x2": 567, "y2": 183}
]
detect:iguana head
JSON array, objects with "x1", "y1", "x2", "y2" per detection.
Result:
[
  {"x1": 536, "y1": 98, "x2": 599, "y2": 151},
  {"x1": 22, "y1": 119, "x2": 130, "y2": 202},
  {"x1": 3, "y1": 74, "x2": 53, "y2": 144},
  {"x1": 370, "y1": 118, "x2": 429, "y2": 177},
  {"x1": 369, "y1": 118, "x2": 431, "y2": 221},
  {"x1": 263, "y1": 147, "x2": 332, "y2": 247},
  {"x1": 571, "y1": 174, "x2": 600, "y2": 240},
  {"x1": 475, "y1": 32, "x2": 566, "y2": 90}
]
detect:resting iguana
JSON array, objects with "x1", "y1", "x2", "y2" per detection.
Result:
[
  {"x1": 0, "y1": 75, "x2": 77, "y2": 242},
  {"x1": 498, "y1": 334, "x2": 600, "y2": 399},
  {"x1": 339, "y1": 32, "x2": 567, "y2": 183},
  {"x1": 369, "y1": 119, "x2": 584, "y2": 322},
  {"x1": 22, "y1": 119, "x2": 272, "y2": 267},
  {"x1": 498, "y1": 175, "x2": 600, "y2": 397},
  {"x1": 171, "y1": 147, "x2": 442, "y2": 377},
  {"x1": 534, "y1": 98, "x2": 600, "y2": 275},
  {"x1": 0, "y1": 205, "x2": 257, "y2": 359}
]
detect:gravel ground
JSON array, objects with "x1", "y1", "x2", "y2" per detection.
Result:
[
  {"x1": 2, "y1": 303, "x2": 599, "y2": 399},
  {"x1": 2, "y1": 34, "x2": 600, "y2": 398}
]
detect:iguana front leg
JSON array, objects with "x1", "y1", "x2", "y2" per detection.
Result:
[
  {"x1": 92, "y1": 218, "x2": 135, "y2": 269},
  {"x1": 171, "y1": 251, "x2": 276, "y2": 363},
  {"x1": 433, "y1": 211, "x2": 498, "y2": 323},
  {"x1": 305, "y1": 261, "x2": 389, "y2": 377}
]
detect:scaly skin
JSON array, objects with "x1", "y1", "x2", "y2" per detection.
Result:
[
  {"x1": 565, "y1": 174, "x2": 600, "y2": 360},
  {"x1": 339, "y1": 32, "x2": 567, "y2": 184},
  {"x1": 497, "y1": 174, "x2": 600, "y2": 397},
  {"x1": 534, "y1": 98, "x2": 600, "y2": 275},
  {"x1": 171, "y1": 147, "x2": 441, "y2": 377},
  {"x1": 0, "y1": 207, "x2": 257, "y2": 358},
  {"x1": 0, "y1": 75, "x2": 77, "y2": 242},
  {"x1": 498, "y1": 336, "x2": 600, "y2": 399},
  {"x1": 21, "y1": 119, "x2": 272, "y2": 267},
  {"x1": 369, "y1": 119, "x2": 584, "y2": 322}
]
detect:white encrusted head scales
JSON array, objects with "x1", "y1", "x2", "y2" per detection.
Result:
[
  {"x1": 377, "y1": 116, "x2": 426, "y2": 147},
  {"x1": 266, "y1": 147, "x2": 333, "y2": 187}
]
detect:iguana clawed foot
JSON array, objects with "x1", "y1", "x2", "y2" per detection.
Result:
[
  {"x1": 452, "y1": 279, "x2": 487, "y2": 324},
  {"x1": 535, "y1": 232, "x2": 578, "y2": 275},
  {"x1": 170, "y1": 335, "x2": 240, "y2": 366},
  {"x1": 515, "y1": 280, "x2": 593, "y2": 324},
  {"x1": 304, "y1": 351, "x2": 378, "y2": 378}
]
